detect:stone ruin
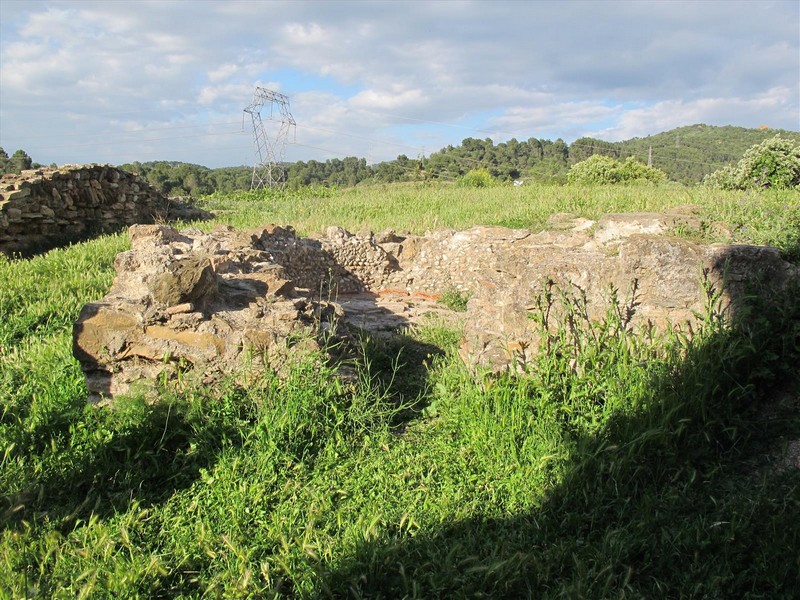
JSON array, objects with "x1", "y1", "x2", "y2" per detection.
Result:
[
  {"x1": 0, "y1": 165, "x2": 211, "y2": 257},
  {"x1": 73, "y1": 210, "x2": 799, "y2": 403}
]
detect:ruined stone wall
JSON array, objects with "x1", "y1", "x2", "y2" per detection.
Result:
[
  {"x1": 255, "y1": 226, "x2": 395, "y2": 294},
  {"x1": 73, "y1": 216, "x2": 799, "y2": 402},
  {"x1": 0, "y1": 165, "x2": 204, "y2": 257}
]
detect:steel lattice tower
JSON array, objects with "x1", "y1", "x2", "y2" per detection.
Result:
[{"x1": 243, "y1": 88, "x2": 296, "y2": 190}]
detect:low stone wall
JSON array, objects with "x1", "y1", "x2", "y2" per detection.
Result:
[
  {"x1": 73, "y1": 215, "x2": 799, "y2": 402},
  {"x1": 0, "y1": 165, "x2": 209, "y2": 257}
]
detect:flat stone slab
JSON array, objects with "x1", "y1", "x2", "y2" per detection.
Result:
[{"x1": 337, "y1": 291, "x2": 460, "y2": 333}]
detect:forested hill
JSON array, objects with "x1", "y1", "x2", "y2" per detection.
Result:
[
  {"x1": 570, "y1": 124, "x2": 800, "y2": 184},
  {"x1": 112, "y1": 124, "x2": 800, "y2": 192},
  {"x1": 3, "y1": 124, "x2": 798, "y2": 195},
  {"x1": 401, "y1": 124, "x2": 800, "y2": 185}
]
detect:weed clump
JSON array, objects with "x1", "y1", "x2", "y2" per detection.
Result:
[{"x1": 438, "y1": 286, "x2": 471, "y2": 312}]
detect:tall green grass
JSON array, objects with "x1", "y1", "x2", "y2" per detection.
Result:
[
  {"x1": 198, "y1": 184, "x2": 800, "y2": 261},
  {"x1": 1, "y1": 182, "x2": 798, "y2": 597}
]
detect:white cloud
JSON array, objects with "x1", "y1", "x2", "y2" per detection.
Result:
[
  {"x1": 208, "y1": 63, "x2": 240, "y2": 83},
  {"x1": 198, "y1": 83, "x2": 255, "y2": 108},
  {"x1": 284, "y1": 22, "x2": 329, "y2": 44},
  {"x1": 0, "y1": 0, "x2": 797, "y2": 167},
  {"x1": 349, "y1": 87, "x2": 426, "y2": 111},
  {"x1": 293, "y1": 91, "x2": 351, "y2": 130},
  {"x1": 491, "y1": 101, "x2": 622, "y2": 138},
  {"x1": 588, "y1": 87, "x2": 800, "y2": 142}
]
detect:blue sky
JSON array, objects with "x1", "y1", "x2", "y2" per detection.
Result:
[{"x1": 1, "y1": 0, "x2": 798, "y2": 168}]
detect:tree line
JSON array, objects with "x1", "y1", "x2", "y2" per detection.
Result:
[
  {"x1": 570, "y1": 124, "x2": 800, "y2": 184},
  {"x1": 3, "y1": 124, "x2": 798, "y2": 194},
  {"x1": 0, "y1": 148, "x2": 39, "y2": 175},
  {"x1": 117, "y1": 124, "x2": 800, "y2": 194}
]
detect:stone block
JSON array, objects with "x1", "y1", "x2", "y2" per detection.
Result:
[{"x1": 6, "y1": 188, "x2": 31, "y2": 201}]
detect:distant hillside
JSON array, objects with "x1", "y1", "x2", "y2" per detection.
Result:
[
  {"x1": 6, "y1": 124, "x2": 799, "y2": 193},
  {"x1": 412, "y1": 124, "x2": 800, "y2": 186},
  {"x1": 570, "y1": 124, "x2": 800, "y2": 184},
  {"x1": 115, "y1": 125, "x2": 800, "y2": 192}
]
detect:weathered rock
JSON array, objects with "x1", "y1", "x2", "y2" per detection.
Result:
[
  {"x1": 73, "y1": 223, "x2": 425, "y2": 403},
  {"x1": 376, "y1": 214, "x2": 797, "y2": 373},
  {"x1": 148, "y1": 255, "x2": 219, "y2": 308},
  {"x1": 0, "y1": 166, "x2": 213, "y2": 257},
  {"x1": 450, "y1": 219, "x2": 795, "y2": 374},
  {"x1": 73, "y1": 212, "x2": 799, "y2": 402}
]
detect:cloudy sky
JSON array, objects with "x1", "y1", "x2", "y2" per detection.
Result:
[{"x1": 0, "y1": 0, "x2": 798, "y2": 168}]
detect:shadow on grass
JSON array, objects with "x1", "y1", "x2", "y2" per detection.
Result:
[
  {"x1": 0, "y1": 327, "x2": 447, "y2": 539},
  {"x1": 320, "y1": 246, "x2": 800, "y2": 597},
  {"x1": 355, "y1": 330, "x2": 446, "y2": 425},
  {"x1": 1, "y1": 387, "x2": 255, "y2": 533}
]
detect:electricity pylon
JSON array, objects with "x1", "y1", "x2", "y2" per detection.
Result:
[{"x1": 243, "y1": 87, "x2": 296, "y2": 190}]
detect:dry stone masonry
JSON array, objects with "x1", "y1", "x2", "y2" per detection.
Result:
[
  {"x1": 0, "y1": 165, "x2": 210, "y2": 257},
  {"x1": 73, "y1": 212, "x2": 799, "y2": 403}
]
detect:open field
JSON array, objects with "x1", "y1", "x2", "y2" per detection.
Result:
[
  {"x1": 1, "y1": 183, "x2": 799, "y2": 597},
  {"x1": 200, "y1": 183, "x2": 799, "y2": 248}
]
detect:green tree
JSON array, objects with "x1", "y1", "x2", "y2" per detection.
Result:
[
  {"x1": 2, "y1": 149, "x2": 34, "y2": 174},
  {"x1": 543, "y1": 138, "x2": 569, "y2": 162},
  {"x1": 11, "y1": 149, "x2": 33, "y2": 172},
  {"x1": 372, "y1": 159, "x2": 408, "y2": 183},
  {"x1": 567, "y1": 155, "x2": 619, "y2": 184},
  {"x1": 616, "y1": 157, "x2": 667, "y2": 184},
  {"x1": 704, "y1": 135, "x2": 800, "y2": 190},
  {"x1": 0, "y1": 148, "x2": 10, "y2": 174},
  {"x1": 569, "y1": 137, "x2": 618, "y2": 163}
]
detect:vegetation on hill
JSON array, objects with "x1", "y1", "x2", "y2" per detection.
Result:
[
  {"x1": 567, "y1": 155, "x2": 667, "y2": 185},
  {"x1": 8, "y1": 124, "x2": 797, "y2": 193},
  {"x1": 115, "y1": 161, "x2": 252, "y2": 197},
  {"x1": 705, "y1": 135, "x2": 800, "y2": 190},
  {"x1": 0, "y1": 148, "x2": 39, "y2": 175},
  {"x1": 2, "y1": 182, "x2": 799, "y2": 596},
  {"x1": 111, "y1": 125, "x2": 800, "y2": 191},
  {"x1": 577, "y1": 124, "x2": 800, "y2": 184},
  {"x1": 423, "y1": 136, "x2": 571, "y2": 183}
]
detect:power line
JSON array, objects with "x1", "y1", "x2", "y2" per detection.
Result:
[
  {"x1": 297, "y1": 134, "x2": 734, "y2": 181},
  {"x1": 299, "y1": 119, "x2": 742, "y2": 172},
  {"x1": 291, "y1": 141, "x2": 454, "y2": 184},
  {"x1": 0, "y1": 121, "x2": 243, "y2": 144},
  {"x1": 13, "y1": 130, "x2": 246, "y2": 152}
]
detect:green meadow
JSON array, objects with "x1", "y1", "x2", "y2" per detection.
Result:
[{"x1": 1, "y1": 183, "x2": 799, "y2": 598}]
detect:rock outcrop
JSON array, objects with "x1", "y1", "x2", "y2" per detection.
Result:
[
  {"x1": 73, "y1": 213, "x2": 798, "y2": 402},
  {"x1": 0, "y1": 165, "x2": 211, "y2": 257}
]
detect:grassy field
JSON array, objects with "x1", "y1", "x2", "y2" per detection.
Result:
[{"x1": 1, "y1": 182, "x2": 799, "y2": 598}]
